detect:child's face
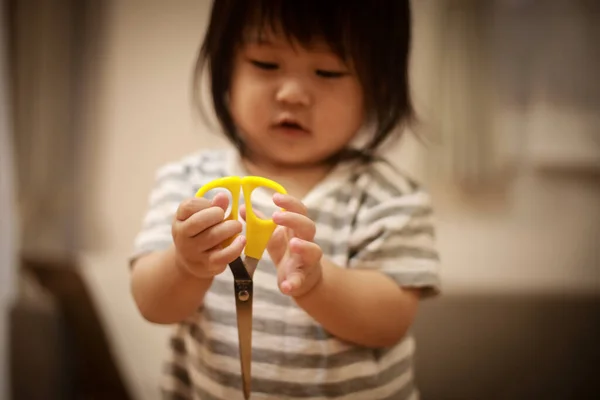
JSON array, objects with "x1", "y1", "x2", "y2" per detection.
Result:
[{"x1": 229, "y1": 30, "x2": 365, "y2": 167}]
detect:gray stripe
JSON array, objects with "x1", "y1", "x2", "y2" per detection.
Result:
[
  {"x1": 165, "y1": 359, "x2": 192, "y2": 388},
  {"x1": 155, "y1": 153, "x2": 227, "y2": 188},
  {"x1": 181, "y1": 323, "x2": 411, "y2": 372},
  {"x1": 210, "y1": 278, "x2": 291, "y2": 307},
  {"x1": 163, "y1": 362, "x2": 223, "y2": 400},
  {"x1": 369, "y1": 165, "x2": 417, "y2": 197},
  {"x1": 381, "y1": 270, "x2": 441, "y2": 293},
  {"x1": 313, "y1": 201, "x2": 431, "y2": 237},
  {"x1": 150, "y1": 192, "x2": 190, "y2": 209},
  {"x1": 170, "y1": 334, "x2": 414, "y2": 398},
  {"x1": 156, "y1": 170, "x2": 192, "y2": 188},
  {"x1": 380, "y1": 382, "x2": 415, "y2": 400},
  {"x1": 360, "y1": 205, "x2": 432, "y2": 227},
  {"x1": 357, "y1": 246, "x2": 440, "y2": 261},
  {"x1": 348, "y1": 224, "x2": 435, "y2": 257},
  {"x1": 201, "y1": 296, "x2": 334, "y2": 340}
]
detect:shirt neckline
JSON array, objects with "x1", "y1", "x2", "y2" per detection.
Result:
[{"x1": 224, "y1": 148, "x2": 360, "y2": 208}]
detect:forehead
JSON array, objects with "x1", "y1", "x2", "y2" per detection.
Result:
[{"x1": 242, "y1": 28, "x2": 339, "y2": 55}]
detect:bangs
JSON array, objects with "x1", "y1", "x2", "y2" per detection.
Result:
[{"x1": 239, "y1": 1, "x2": 355, "y2": 62}]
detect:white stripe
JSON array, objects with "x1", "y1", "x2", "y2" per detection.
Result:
[
  {"x1": 141, "y1": 202, "x2": 179, "y2": 226},
  {"x1": 170, "y1": 349, "x2": 415, "y2": 400},
  {"x1": 160, "y1": 375, "x2": 193, "y2": 399},
  {"x1": 170, "y1": 354, "x2": 235, "y2": 399},
  {"x1": 339, "y1": 368, "x2": 413, "y2": 400},
  {"x1": 349, "y1": 214, "x2": 412, "y2": 246},
  {"x1": 373, "y1": 162, "x2": 415, "y2": 194},
  {"x1": 361, "y1": 231, "x2": 436, "y2": 254},
  {"x1": 149, "y1": 182, "x2": 191, "y2": 205},
  {"x1": 198, "y1": 316, "x2": 354, "y2": 356},
  {"x1": 134, "y1": 229, "x2": 172, "y2": 247},
  {"x1": 356, "y1": 192, "x2": 431, "y2": 225},
  {"x1": 352, "y1": 258, "x2": 439, "y2": 273},
  {"x1": 186, "y1": 327, "x2": 414, "y2": 384},
  {"x1": 156, "y1": 162, "x2": 188, "y2": 179},
  {"x1": 204, "y1": 288, "x2": 321, "y2": 328}
]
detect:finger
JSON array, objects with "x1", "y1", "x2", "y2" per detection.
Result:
[
  {"x1": 289, "y1": 238, "x2": 323, "y2": 266},
  {"x1": 280, "y1": 239, "x2": 322, "y2": 295},
  {"x1": 273, "y1": 193, "x2": 307, "y2": 216},
  {"x1": 281, "y1": 271, "x2": 304, "y2": 295},
  {"x1": 194, "y1": 220, "x2": 243, "y2": 252},
  {"x1": 208, "y1": 235, "x2": 247, "y2": 266},
  {"x1": 278, "y1": 250, "x2": 304, "y2": 294},
  {"x1": 177, "y1": 206, "x2": 225, "y2": 237},
  {"x1": 176, "y1": 197, "x2": 211, "y2": 221},
  {"x1": 272, "y1": 211, "x2": 316, "y2": 241},
  {"x1": 239, "y1": 204, "x2": 268, "y2": 221},
  {"x1": 211, "y1": 192, "x2": 230, "y2": 212},
  {"x1": 267, "y1": 226, "x2": 289, "y2": 265}
]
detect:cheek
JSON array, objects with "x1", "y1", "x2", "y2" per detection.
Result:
[
  {"x1": 230, "y1": 74, "x2": 271, "y2": 128},
  {"x1": 320, "y1": 82, "x2": 364, "y2": 133}
]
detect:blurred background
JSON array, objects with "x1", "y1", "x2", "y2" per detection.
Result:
[{"x1": 0, "y1": 0, "x2": 598, "y2": 399}]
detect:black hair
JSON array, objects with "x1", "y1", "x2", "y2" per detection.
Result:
[{"x1": 193, "y1": 0, "x2": 415, "y2": 164}]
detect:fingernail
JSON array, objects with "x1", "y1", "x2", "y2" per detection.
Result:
[{"x1": 281, "y1": 281, "x2": 292, "y2": 294}]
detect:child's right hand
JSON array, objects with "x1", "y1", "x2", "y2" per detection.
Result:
[{"x1": 172, "y1": 192, "x2": 246, "y2": 280}]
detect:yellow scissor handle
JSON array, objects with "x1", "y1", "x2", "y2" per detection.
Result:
[
  {"x1": 241, "y1": 176, "x2": 287, "y2": 259},
  {"x1": 194, "y1": 176, "x2": 287, "y2": 259},
  {"x1": 195, "y1": 176, "x2": 242, "y2": 247}
]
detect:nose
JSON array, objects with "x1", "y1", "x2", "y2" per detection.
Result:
[{"x1": 275, "y1": 78, "x2": 311, "y2": 107}]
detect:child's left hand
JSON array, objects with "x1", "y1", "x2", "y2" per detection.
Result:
[
  {"x1": 270, "y1": 193, "x2": 323, "y2": 297},
  {"x1": 242, "y1": 193, "x2": 323, "y2": 297}
]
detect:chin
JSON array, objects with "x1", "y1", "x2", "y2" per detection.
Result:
[{"x1": 257, "y1": 150, "x2": 326, "y2": 169}]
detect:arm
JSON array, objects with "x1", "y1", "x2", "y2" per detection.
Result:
[
  {"x1": 130, "y1": 245, "x2": 213, "y2": 324},
  {"x1": 130, "y1": 194, "x2": 244, "y2": 325},
  {"x1": 267, "y1": 190, "x2": 438, "y2": 349},
  {"x1": 294, "y1": 258, "x2": 419, "y2": 348}
]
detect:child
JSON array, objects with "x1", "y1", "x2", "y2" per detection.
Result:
[{"x1": 130, "y1": 1, "x2": 441, "y2": 399}]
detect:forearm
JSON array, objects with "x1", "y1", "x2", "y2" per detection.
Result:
[
  {"x1": 294, "y1": 259, "x2": 419, "y2": 348},
  {"x1": 130, "y1": 246, "x2": 212, "y2": 324}
]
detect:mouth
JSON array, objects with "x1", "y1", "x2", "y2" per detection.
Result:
[{"x1": 272, "y1": 118, "x2": 310, "y2": 135}]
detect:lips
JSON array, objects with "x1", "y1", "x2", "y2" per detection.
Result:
[{"x1": 272, "y1": 117, "x2": 310, "y2": 134}]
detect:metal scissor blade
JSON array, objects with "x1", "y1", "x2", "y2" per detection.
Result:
[
  {"x1": 243, "y1": 256, "x2": 259, "y2": 278},
  {"x1": 235, "y1": 287, "x2": 253, "y2": 399}
]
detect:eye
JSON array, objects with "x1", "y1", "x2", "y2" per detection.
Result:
[
  {"x1": 316, "y1": 70, "x2": 348, "y2": 79},
  {"x1": 250, "y1": 60, "x2": 278, "y2": 70}
]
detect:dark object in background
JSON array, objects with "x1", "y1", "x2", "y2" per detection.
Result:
[
  {"x1": 9, "y1": 256, "x2": 133, "y2": 400},
  {"x1": 412, "y1": 293, "x2": 600, "y2": 400}
]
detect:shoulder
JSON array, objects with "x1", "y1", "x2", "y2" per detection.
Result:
[
  {"x1": 155, "y1": 149, "x2": 228, "y2": 180},
  {"x1": 356, "y1": 157, "x2": 432, "y2": 207}
]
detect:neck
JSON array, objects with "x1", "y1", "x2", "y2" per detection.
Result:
[{"x1": 241, "y1": 158, "x2": 333, "y2": 199}]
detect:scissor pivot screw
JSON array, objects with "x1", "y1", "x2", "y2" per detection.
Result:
[{"x1": 238, "y1": 290, "x2": 250, "y2": 302}]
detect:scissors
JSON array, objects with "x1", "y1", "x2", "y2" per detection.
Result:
[{"x1": 195, "y1": 176, "x2": 287, "y2": 399}]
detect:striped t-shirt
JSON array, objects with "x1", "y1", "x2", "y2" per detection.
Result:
[{"x1": 131, "y1": 148, "x2": 441, "y2": 400}]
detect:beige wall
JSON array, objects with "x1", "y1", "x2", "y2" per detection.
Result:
[{"x1": 83, "y1": 0, "x2": 599, "y2": 295}]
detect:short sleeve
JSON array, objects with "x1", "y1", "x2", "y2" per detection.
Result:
[
  {"x1": 348, "y1": 185, "x2": 441, "y2": 298},
  {"x1": 129, "y1": 162, "x2": 195, "y2": 266}
]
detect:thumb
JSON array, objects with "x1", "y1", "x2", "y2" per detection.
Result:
[{"x1": 211, "y1": 192, "x2": 230, "y2": 212}]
